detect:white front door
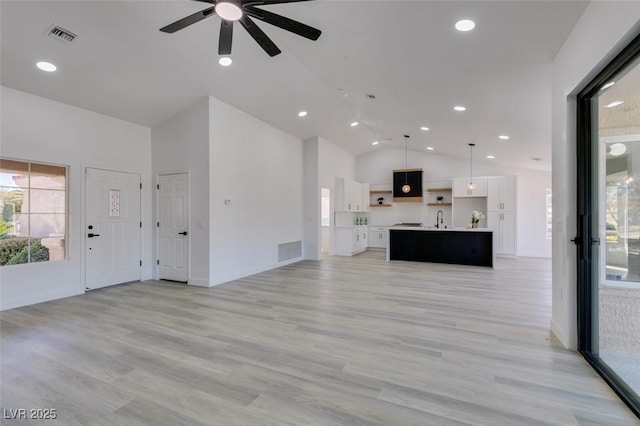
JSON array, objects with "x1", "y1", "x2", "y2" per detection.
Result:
[
  {"x1": 85, "y1": 168, "x2": 141, "y2": 290},
  {"x1": 158, "y1": 173, "x2": 189, "y2": 282}
]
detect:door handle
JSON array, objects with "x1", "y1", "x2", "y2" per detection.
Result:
[
  {"x1": 178, "y1": 231, "x2": 188, "y2": 235},
  {"x1": 87, "y1": 233, "x2": 100, "y2": 238}
]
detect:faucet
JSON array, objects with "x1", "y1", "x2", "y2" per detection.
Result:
[{"x1": 436, "y1": 210, "x2": 444, "y2": 229}]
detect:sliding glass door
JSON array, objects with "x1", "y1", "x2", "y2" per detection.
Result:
[{"x1": 577, "y1": 33, "x2": 640, "y2": 417}]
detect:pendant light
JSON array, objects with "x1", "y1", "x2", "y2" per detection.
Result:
[
  {"x1": 402, "y1": 135, "x2": 411, "y2": 193},
  {"x1": 467, "y1": 143, "x2": 476, "y2": 194}
]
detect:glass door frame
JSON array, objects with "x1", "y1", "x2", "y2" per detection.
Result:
[{"x1": 576, "y1": 32, "x2": 640, "y2": 417}]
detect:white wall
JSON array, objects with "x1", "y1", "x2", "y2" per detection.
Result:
[
  {"x1": 151, "y1": 97, "x2": 210, "y2": 286},
  {"x1": 356, "y1": 148, "x2": 552, "y2": 257},
  {"x1": 551, "y1": 2, "x2": 640, "y2": 349},
  {"x1": 303, "y1": 138, "x2": 320, "y2": 260},
  {"x1": 0, "y1": 86, "x2": 152, "y2": 310},
  {"x1": 318, "y1": 137, "x2": 356, "y2": 189},
  {"x1": 208, "y1": 96, "x2": 304, "y2": 285},
  {"x1": 303, "y1": 136, "x2": 356, "y2": 260}
]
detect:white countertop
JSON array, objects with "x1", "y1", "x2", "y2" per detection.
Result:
[{"x1": 390, "y1": 226, "x2": 493, "y2": 232}]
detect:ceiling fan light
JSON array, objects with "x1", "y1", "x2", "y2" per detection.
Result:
[
  {"x1": 218, "y1": 57, "x2": 232, "y2": 66},
  {"x1": 215, "y1": 1, "x2": 243, "y2": 21}
]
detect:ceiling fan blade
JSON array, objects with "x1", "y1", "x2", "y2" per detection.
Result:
[
  {"x1": 239, "y1": 15, "x2": 281, "y2": 57},
  {"x1": 218, "y1": 20, "x2": 233, "y2": 55},
  {"x1": 160, "y1": 7, "x2": 216, "y2": 33},
  {"x1": 245, "y1": 6, "x2": 321, "y2": 40}
]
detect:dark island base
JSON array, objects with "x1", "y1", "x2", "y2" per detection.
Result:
[{"x1": 389, "y1": 229, "x2": 493, "y2": 267}]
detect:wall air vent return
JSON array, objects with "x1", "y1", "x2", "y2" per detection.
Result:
[
  {"x1": 278, "y1": 241, "x2": 302, "y2": 262},
  {"x1": 47, "y1": 25, "x2": 77, "y2": 44}
]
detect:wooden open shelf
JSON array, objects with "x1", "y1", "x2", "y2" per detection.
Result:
[
  {"x1": 427, "y1": 203, "x2": 452, "y2": 206},
  {"x1": 426, "y1": 187, "x2": 452, "y2": 192},
  {"x1": 393, "y1": 197, "x2": 424, "y2": 203},
  {"x1": 370, "y1": 203, "x2": 392, "y2": 207},
  {"x1": 370, "y1": 190, "x2": 392, "y2": 194}
]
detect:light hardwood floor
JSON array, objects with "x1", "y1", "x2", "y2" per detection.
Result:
[{"x1": 1, "y1": 251, "x2": 639, "y2": 425}]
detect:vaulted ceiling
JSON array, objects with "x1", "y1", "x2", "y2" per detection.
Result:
[{"x1": 1, "y1": 1, "x2": 591, "y2": 171}]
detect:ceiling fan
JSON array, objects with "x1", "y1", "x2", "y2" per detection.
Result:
[{"x1": 160, "y1": 0, "x2": 321, "y2": 57}]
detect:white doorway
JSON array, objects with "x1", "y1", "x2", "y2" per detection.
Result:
[
  {"x1": 157, "y1": 173, "x2": 189, "y2": 282},
  {"x1": 321, "y1": 188, "x2": 331, "y2": 254},
  {"x1": 85, "y1": 168, "x2": 141, "y2": 290}
]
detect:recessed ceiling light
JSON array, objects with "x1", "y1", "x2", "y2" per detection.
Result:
[
  {"x1": 609, "y1": 143, "x2": 627, "y2": 156},
  {"x1": 420, "y1": 126, "x2": 430, "y2": 131},
  {"x1": 499, "y1": 135, "x2": 510, "y2": 140},
  {"x1": 454, "y1": 106, "x2": 466, "y2": 112},
  {"x1": 455, "y1": 19, "x2": 476, "y2": 32},
  {"x1": 605, "y1": 100, "x2": 624, "y2": 108},
  {"x1": 600, "y1": 81, "x2": 616, "y2": 91},
  {"x1": 36, "y1": 61, "x2": 57, "y2": 72},
  {"x1": 426, "y1": 147, "x2": 434, "y2": 151},
  {"x1": 218, "y1": 57, "x2": 232, "y2": 66},
  {"x1": 372, "y1": 141, "x2": 379, "y2": 146},
  {"x1": 298, "y1": 111, "x2": 308, "y2": 117},
  {"x1": 350, "y1": 121, "x2": 359, "y2": 127},
  {"x1": 487, "y1": 155, "x2": 495, "y2": 159},
  {"x1": 215, "y1": 1, "x2": 243, "y2": 21}
]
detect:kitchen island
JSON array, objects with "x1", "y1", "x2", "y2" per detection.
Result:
[{"x1": 387, "y1": 226, "x2": 494, "y2": 267}]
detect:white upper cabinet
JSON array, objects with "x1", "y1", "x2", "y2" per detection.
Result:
[
  {"x1": 487, "y1": 176, "x2": 516, "y2": 211},
  {"x1": 334, "y1": 177, "x2": 369, "y2": 212},
  {"x1": 453, "y1": 176, "x2": 488, "y2": 197}
]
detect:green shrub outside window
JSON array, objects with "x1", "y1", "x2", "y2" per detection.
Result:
[{"x1": 0, "y1": 159, "x2": 67, "y2": 266}]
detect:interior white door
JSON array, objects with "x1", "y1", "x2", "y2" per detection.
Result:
[
  {"x1": 158, "y1": 173, "x2": 189, "y2": 282},
  {"x1": 85, "y1": 168, "x2": 141, "y2": 290}
]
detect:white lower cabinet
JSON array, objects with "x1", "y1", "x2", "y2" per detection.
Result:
[
  {"x1": 334, "y1": 227, "x2": 368, "y2": 256},
  {"x1": 367, "y1": 226, "x2": 388, "y2": 249},
  {"x1": 488, "y1": 211, "x2": 516, "y2": 256}
]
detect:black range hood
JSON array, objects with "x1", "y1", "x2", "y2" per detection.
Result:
[{"x1": 393, "y1": 168, "x2": 423, "y2": 202}]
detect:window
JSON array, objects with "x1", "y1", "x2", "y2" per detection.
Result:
[
  {"x1": 545, "y1": 188, "x2": 552, "y2": 240},
  {"x1": 0, "y1": 159, "x2": 67, "y2": 266},
  {"x1": 321, "y1": 188, "x2": 330, "y2": 227}
]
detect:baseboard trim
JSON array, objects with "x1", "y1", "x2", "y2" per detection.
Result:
[
  {"x1": 518, "y1": 251, "x2": 552, "y2": 258},
  {"x1": 209, "y1": 257, "x2": 303, "y2": 287},
  {"x1": 188, "y1": 277, "x2": 210, "y2": 287},
  {"x1": 551, "y1": 319, "x2": 575, "y2": 350},
  {"x1": 1, "y1": 288, "x2": 82, "y2": 311}
]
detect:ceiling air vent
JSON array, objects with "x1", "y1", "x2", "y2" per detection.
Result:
[{"x1": 46, "y1": 25, "x2": 76, "y2": 44}]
